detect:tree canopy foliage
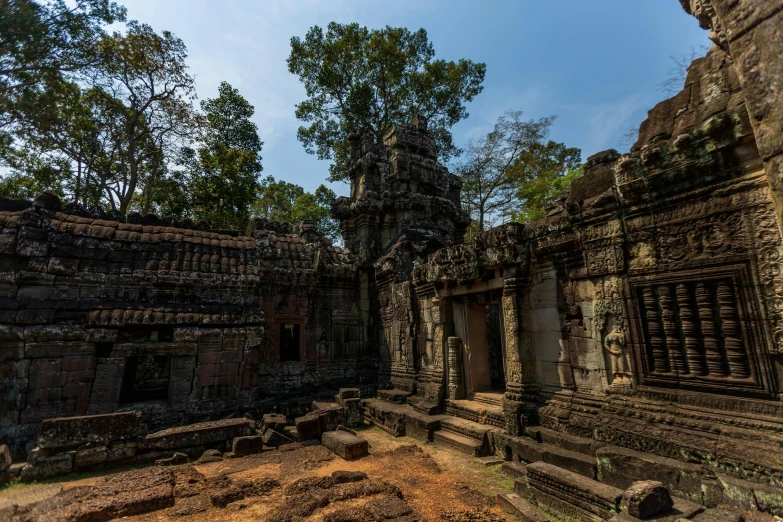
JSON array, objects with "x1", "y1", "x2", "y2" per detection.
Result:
[
  {"x1": 253, "y1": 176, "x2": 339, "y2": 240},
  {"x1": 287, "y1": 22, "x2": 486, "y2": 182},
  {"x1": 456, "y1": 110, "x2": 581, "y2": 237}
]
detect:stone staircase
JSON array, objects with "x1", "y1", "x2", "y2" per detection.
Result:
[{"x1": 432, "y1": 415, "x2": 497, "y2": 457}]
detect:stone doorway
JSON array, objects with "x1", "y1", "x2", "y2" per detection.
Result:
[{"x1": 454, "y1": 299, "x2": 506, "y2": 397}]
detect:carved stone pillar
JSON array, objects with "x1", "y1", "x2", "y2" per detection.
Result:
[
  {"x1": 716, "y1": 281, "x2": 751, "y2": 379},
  {"x1": 676, "y1": 283, "x2": 706, "y2": 376},
  {"x1": 501, "y1": 277, "x2": 538, "y2": 435},
  {"x1": 643, "y1": 287, "x2": 670, "y2": 373},
  {"x1": 447, "y1": 336, "x2": 465, "y2": 400},
  {"x1": 658, "y1": 285, "x2": 687, "y2": 375},
  {"x1": 428, "y1": 297, "x2": 453, "y2": 406},
  {"x1": 696, "y1": 283, "x2": 728, "y2": 377}
]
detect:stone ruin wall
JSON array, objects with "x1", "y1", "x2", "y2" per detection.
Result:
[
  {"x1": 385, "y1": 38, "x2": 783, "y2": 492},
  {"x1": 0, "y1": 200, "x2": 370, "y2": 458}
]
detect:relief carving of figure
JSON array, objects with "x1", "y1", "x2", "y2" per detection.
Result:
[{"x1": 604, "y1": 324, "x2": 631, "y2": 386}]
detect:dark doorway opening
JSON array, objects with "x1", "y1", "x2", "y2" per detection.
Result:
[
  {"x1": 280, "y1": 323, "x2": 301, "y2": 362},
  {"x1": 120, "y1": 355, "x2": 170, "y2": 403},
  {"x1": 486, "y1": 303, "x2": 506, "y2": 390}
]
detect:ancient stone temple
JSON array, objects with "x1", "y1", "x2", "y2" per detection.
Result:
[{"x1": 1, "y1": 1, "x2": 783, "y2": 519}]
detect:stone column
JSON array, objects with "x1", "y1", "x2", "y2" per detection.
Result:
[
  {"x1": 501, "y1": 277, "x2": 538, "y2": 435},
  {"x1": 429, "y1": 297, "x2": 453, "y2": 406},
  {"x1": 447, "y1": 336, "x2": 465, "y2": 400}
]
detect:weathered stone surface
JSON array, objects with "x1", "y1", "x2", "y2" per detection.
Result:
[
  {"x1": 0, "y1": 444, "x2": 11, "y2": 472},
  {"x1": 262, "y1": 428, "x2": 295, "y2": 448},
  {"x1": 322, "y1": 430, "x2": 369, "y2": 460},
  {"x1": 195, "y1": 449, "x2": 222, "y2": 464},
  {"x1": 623, "y1": 481, "x2": 674, "y2": 519},
  {"x1": 38, "y1": 411, "x2": 141, "y2": 450},
  {"x1": 261, "y1": 413, "x2": 287, "y2": 433},
  {"x1": 143, "y1": 418, "x2": 253, "y2": 450},
  {"x1": 295, "y1": 414, "x2": 322, "y2": 442},
  {"x1": 231, "y1": 435, "x2": 264, "y2": 456}
]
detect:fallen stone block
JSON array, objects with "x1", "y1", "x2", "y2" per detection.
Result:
[
  {"x1": 498, "y1": 492, "x2": 549, "y2": 522},
  {"x1": 38, "y1": 411, "x2": 142, "y2": 450},
  {"x1": 337, "y1": 388, "x2": 361, "y2": 400},
  {"x1": 20, "y1": 452, "x2": 74, "y2": 481},
  {"x1": 0, "y1": 444, "x2": 10, "y2": 472},
  {"x1": 295, "y1": 414, "x2": 322, "y2": 441},
  {"x1": 322, "y1": 430, "x2": 369, "y2": 460},
  {"x1": 262, "y1": 428, "x2": 295, "y2": 448},
  {"x1": 107, "y1": 441, "x2": 137, "y2": 462},
  {"x1": 75, "y1": 444, "x2": 108, "y2": 468},
  {"x1": 623, "y1": 481, "x2": 674, "y2": 519},
  {"x1": 156, "y1": 452, "x2": 188, "y2": 466},
  {"x1": 232, "y1": 435, "x2": 264, "y2": 457},
  {"x1": 596, "y1": 445, "x2": 703, "y2": 503},
  {"x1": 196, "y1": 449, "x2": 223, "y2": 464},
  {"x1": 261, "y1": 413, "x2": 287, "y2": 433},
  {"x1": 143, "y1": 418, "x2": 253, "y2": 451}
]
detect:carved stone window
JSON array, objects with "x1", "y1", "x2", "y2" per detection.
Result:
[{"x1": 628, "y1": 265, "x2": 776, "y2": 397}]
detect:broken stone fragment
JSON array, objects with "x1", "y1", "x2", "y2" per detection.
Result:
[
  {"x1": 262, "y1": 429, "x2": 295, "y2": 448},
  {"x1": 231, "y1": 435, "x2": 264, "y2": 457},
  {"x1": 0, "y1": 444, "x2": 11, "y2": 472},
  {"x1": 261, "y1": 413, "x2": 287, "y2": 433},
  {"x1": 623, "y1": 480, "x2": 674, "y2": 519},
  {"x1": 195, "y1": 448, "x2": 223, "y2": 464},
  {"x1": 295, "y1": 414, "x2": 322, "y2": 441}
]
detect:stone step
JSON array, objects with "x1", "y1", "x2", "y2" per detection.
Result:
[
  {"x1": 377, "y1": 389, "x2": 412, "y2": 404},
  {"x1": 497, "y1": 433, "x2": 597, "y2": 479},
  {"x1": 497, "y1": 492, "x2": 548, "y2": 522},
  {"x1": 501, "y1": 461, "x2": 527, "y2": 479},
  {"x1": 522, "y1": 462, "x2": 623, "y2": 522},
  {"x1": 440, "y1": 415, "x2": 495, "y2": 443},
  {"x1": 526, "y1": 426, "x2": 601, "y2": 456},
  {"x1": 433, "y1": 429, "x2": 485, "y2": 457},
  {"x1": 446, "y1": 399, "x2": 504, "y2": 428},
  {"x1": 473, "y1": 391, "x2": 504, "y2": 408}
]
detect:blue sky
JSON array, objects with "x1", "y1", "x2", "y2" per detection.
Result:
[{"x1": 118, "y1": 0, "x2": 709, "y2": 197}]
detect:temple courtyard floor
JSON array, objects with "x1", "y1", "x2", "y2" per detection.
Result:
[{"x1": 0, "y1": 425, "x2": 518, "y2": 522}]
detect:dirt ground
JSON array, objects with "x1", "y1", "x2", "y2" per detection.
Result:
[{"x1": 1, "y1": 426, "x2": 518, "y2": 522}]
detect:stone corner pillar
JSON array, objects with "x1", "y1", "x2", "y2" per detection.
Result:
[
  {"x1": 446, "y1": 336, "x2": 465, "y2": 400},
  {"x1": 501, "y1": 277, "x2": 539, "y2": 435}
]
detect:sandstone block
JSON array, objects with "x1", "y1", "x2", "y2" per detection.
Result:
[
  {"x1": 196, "y1": 449, "x2": 223, "y2": 464},
  {"x1": 38, "y1": 411, "x2": 141, "y2": 450},
  {"x1": 262, "y1": 429, "x2": 295, "y2": 448},
  {"x1": 75, "y1": 445, "x2": 108, "y2": 468},
  {"x1": 261, "y1": 413, "x2": 286, "y2": 433},
  {"x1": 0, "y1": 444, "x2": 10, "y2": 472},
  {"x1": 143, "y1": 418, "x2": 252, "y2": 451},
  {"x1": 623, "y1": 481, "x2": 674, "y2": 519},
  {"x1": 231, "y1": 435, "x2": 264, "y2": 457},
  {"x1": 295, "y1": 414, "x2": 322, "y2": 441},
  {"x1": 322, "y1": 430, "x2": 368, "y2": 460}
]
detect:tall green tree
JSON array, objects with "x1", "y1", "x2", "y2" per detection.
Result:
[
  {"x1": 287, "y1": 22, "x2": 485, "y2": 182},
  {"x1": 183, "y1": 81, "x2": 263, "y2": 230},
  {"x1": 457, "y1": 111, "x2": 554, "y2": 232},
  {"x1": 456, "y1": 110, "x2": 581, "y2": 237},
  {"x1": 0, "y1": 0, "x2": 126, "y2": 131},
  {"x1": 253, "y1": 175, "x2": 339, "y2": 241},
  {"x1": 510, "y1": 142, "x2": 582, "y2": 223},
  {"x1": 91, "y1": 21, "x2": 196, "y2": 214}
]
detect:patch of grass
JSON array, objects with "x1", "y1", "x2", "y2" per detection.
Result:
[{"x1": 0, "y1": 477, "x2": 38, "y2": 496}]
